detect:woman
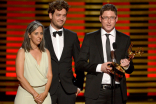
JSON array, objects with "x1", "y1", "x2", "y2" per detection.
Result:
[{"x1": 14, "y1": 21, "x2": 52, "y2": 104}]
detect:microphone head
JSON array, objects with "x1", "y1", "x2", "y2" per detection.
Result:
[{"x1": 113, "y1": 42, "x2": 117, "y2": 50}]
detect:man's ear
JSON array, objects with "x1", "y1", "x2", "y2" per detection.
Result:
[
  {"x1": 99, "y1": 15, "x2": 102, "y2": 22},
  {"x1": 116, "y1": 16, "x2": 118, "y2": 22},
  {"x1": 49, "y1": 13, "x2": 52, "y2": 19}
]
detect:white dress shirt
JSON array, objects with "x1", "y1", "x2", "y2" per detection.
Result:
[
  {"x1": 49, "y1": 24, "x2": 63, "y2": 61},
  {"x1": 96, "y1": 28, "x2": 120, "y2": 84}
]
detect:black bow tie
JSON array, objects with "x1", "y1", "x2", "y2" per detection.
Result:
[{"x1": 53, "y1": 31, "x2": 62, "y2": 37}]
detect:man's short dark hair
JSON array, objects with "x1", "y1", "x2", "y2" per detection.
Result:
[
  {"x1": 100, "y1": 4, "x2": 117, "y2": 16},
  {"x1": 48, "y1": 0, "x2": 69, "y2": 14}
]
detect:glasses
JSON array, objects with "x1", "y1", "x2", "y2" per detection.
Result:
[{"x1": 101, "y1": 16, "x2": 116, "y2": 21}]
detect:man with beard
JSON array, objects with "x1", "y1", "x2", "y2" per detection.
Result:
[{"x1": 44, "y1": 0, "x2": 84, "y2": 104}]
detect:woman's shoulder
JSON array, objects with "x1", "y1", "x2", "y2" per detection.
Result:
[
  {"x1": 16, "y1": 48, "x2": 25, "y2": 59},
  {"x1": 17, "y1": 48, "x2": 25, "y2": 54},
  {"x1": 44, "y1": 48, "x2": 50, "y2": 57},
  {"x1": 45, "y1": 48, "x2": 50, "y2": 53}
]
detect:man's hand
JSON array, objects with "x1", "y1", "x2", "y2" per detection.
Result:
[
  {"x1": 101, "y1": 62, "x2": 112, "y2": 73},
  {"x1": 75, "y1": 88, "x2": 80, "y2": 97},
  {"x1": 120, "y1": 59, "x2": 130, "y2": 68}
]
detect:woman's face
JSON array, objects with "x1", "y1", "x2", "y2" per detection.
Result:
[{"x1": 29, "y1": 26, "x2": 43, "y2": 47}]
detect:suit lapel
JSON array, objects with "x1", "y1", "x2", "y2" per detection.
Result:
[
  {"x1": 115, "y1": 30, "x2": 123, "y2": 52},
  {"x1": 95, "y1": 29, "x2": 104, "y2": 62},
  {"x1": 115, "y1": 30, "x2": 123, "y2": 63},
  {"x1": 115, "y1": 30, "x2": 121, "y2": 47},
  {"x1": 45, "y1": 27, "x2": 58, "y2": 62}
]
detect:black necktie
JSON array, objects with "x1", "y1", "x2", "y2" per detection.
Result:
[
  {"x1": 105, "y1": 34, "x2": 111, "y2": 62},
  {"x1": 53, "y1": 31, "x2": 62, "y2": 37}
]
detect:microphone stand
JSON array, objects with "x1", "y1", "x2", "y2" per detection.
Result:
[
  {"x1": 111, "y1": 51, "x2": 116, "y2": 104},
  {"x1": 111, "y1": 42, "x2": 117, "y2": 104},
  {"x1": 113, "y1": 61, "x2": 116, "y2": 104}
]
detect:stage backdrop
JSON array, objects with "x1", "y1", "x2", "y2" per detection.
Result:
[{"x1": 0, "y1": 0, "x2": 156, "y2": 103}]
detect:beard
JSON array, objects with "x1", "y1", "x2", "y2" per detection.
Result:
[
  {"x1": 52, "y1": 20, "x2": 65, "y2": 29},
  {"x1": 55, "y1": 24, "x2": 63, "y2": 29}
]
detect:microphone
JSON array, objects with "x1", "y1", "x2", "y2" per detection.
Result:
[
  {"x1": 111, "y1": 42, "x2": 117, "y2": 63},
  {"x1": 113, "y1": 42, "x2": 117, "y2": 50}
]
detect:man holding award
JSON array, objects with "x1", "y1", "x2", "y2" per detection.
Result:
[{"x1": 76, "y1": 4, "x2": 134, "y2": 104}]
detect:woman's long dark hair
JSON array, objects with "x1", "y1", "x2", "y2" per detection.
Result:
[{"x1": 22, "y1": 20, "x2": 45, "y2": 52}]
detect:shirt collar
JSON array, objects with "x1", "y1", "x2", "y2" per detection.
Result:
[
  {"x1": 101, "y1": 28, "x2": 116, "y2": 37},
  {"x1": 49, "y1": 24, "x2": 63, "y2": 34}
]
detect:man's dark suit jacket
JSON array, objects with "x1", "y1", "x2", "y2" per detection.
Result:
[
  {"x1": 76, "y1": 29, "x2": 134, "y2": 101},
  {"x1": 44, "y1": 27, "x2": 84, "y2": 95}
]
